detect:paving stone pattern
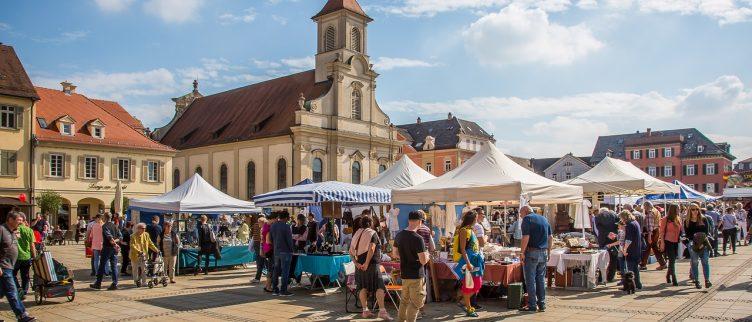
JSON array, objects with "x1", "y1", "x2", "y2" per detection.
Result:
[{"x1": 1, "y1": 243, "x2": 751, "y2": 321}]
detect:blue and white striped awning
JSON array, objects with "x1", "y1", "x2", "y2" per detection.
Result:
[
  {"x1": 253, "y1": 180, "x2": 391, "y2": 207},
  {"x1": 638, "y1": 180, "x2": 719, "y2": 203}
]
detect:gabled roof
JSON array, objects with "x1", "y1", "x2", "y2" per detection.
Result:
[
  {"x1": 34, "y1": 87, "x2": 174, "y2": 152},
  {"x1": 90, "y1": 98, "x2": 145, "y2": 131},
  {"x1": 0, "y1": 45, "x2": 38, "y2": 100},
  {"x1": 591, "y1": 128, "x2": 734, "y2": 164},
  {"x1": 312, "y1": 0, "x2": 371, "y2": 21},
  {"x1": 532, "y1": 154, "x2": 591, "y2": 174},
  {"x1": 397, "y1": 117, "x2": 493, "y2": 151},
  {"x1": 159, "y1": 70, "x2": 332, "y2": 150}
]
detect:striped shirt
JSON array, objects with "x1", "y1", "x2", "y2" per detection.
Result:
[{"x1": 251, "y1": 222, "x2": 263, "y2": 242}]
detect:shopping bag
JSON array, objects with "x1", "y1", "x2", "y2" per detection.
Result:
[
  {"x1": 85, "y1": 246, "x2": 93, "y2": 258},
  {"x1": 464, "y1": 268, "x2": 474, "y2": 289}
]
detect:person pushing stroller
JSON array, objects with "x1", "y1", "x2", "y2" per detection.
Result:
[{"x1": 130, "y1": 223, "x2": 160, "y2": 287}]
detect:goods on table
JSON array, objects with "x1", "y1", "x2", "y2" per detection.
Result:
[{"x1": 481, "y1": 243, "x2": 521, "y2": 261}]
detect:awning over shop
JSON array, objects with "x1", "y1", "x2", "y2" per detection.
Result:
[
  {"x1": 565, "y1": 157, "x2": 679, "y2": 195},
  {"x1": 253, "y1": 181, "x2": 391, "y2": 207}
]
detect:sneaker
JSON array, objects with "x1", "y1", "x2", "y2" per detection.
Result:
[
  {"x1": 19, "y1": 315, "x2": 36, "y2": 322},
  {"x1": 263, "y1": 288, "x2": 273, "y2": 293},
  {"x1": 518, "y1": 307, "x2": 537, "y2": 312},
  {"x1": 465, "y1": 309, "x2": 479, "y2": 318},
  {"x1": 107, "y1": 284, "x2": 118, "y2": 290},
  {"x1": 694, "y1": 280, "x2": 701, "y2": 289},
  {"x1": 705, "y1": 281, "x2": 712, "y2": 288},
  {"x1": 538, "y1": 306, "x2": 546, "y2": 312},
  {"x1": 89, "y1": 283, "x2": 101, "y2": 289},
  {"x1": 279, "y1": 291, "x2": 293, "y2": 297}
]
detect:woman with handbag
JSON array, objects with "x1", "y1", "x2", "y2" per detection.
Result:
[
  {"x1": 159, "y1": 221, "x2": 181, "y2": 283},
  {"x1": 452, "y1": 211, "x2": 484, "y2": 318},
  {"x1": 721, "y1": 207, "x2": 738, "y2": 255},
  {"x1": 685, "y1": 204, "x2": 712, "y2": 289},
  {"x1": 658, "y1": 205, "x2": 682, "y2": 286},
  {"x1": 349, "y1": 216, "x2": 391, "y2": 320}
]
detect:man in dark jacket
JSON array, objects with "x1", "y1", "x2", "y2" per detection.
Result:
[
  {"x1": 623, "y1": 212, "x2": 644, "y2": 290},
  {"x1": 594, "y1": 208, "x2": 620, "y2": 282},
  {"x1": 91, "y1": 213, "x2": 122, "y2": 290},
  {"x1": 270, "y1": 211, "x2": 294, "y2": 296},
  {"x1": 195, "y1": 215, "x2": 216, "y2": 275},
  {"x1": 119, "y1": 222, "x2": 132, "y2": 276}
]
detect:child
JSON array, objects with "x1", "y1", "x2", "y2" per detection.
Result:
[{"x1": 607, "y1": 223, "x2": 626, "y2": 278}]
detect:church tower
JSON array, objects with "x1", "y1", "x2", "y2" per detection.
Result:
[{"x1": 312, "y1": 0, "x2": 373, "y2": 83}]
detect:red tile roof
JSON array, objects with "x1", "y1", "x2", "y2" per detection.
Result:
[
  {"x1": 34, "y1": 87, "x2": 174, "y2": 152},
  {"x1": 159, "y1": 70, "x2": 332, "y2": 150},
  {"x1": 0, "y1": 45, "x2": 39, "y2": 100},
  {"x1": 313, "y1": 0, "x2": 371, "y2": 20},
  {"x1": 90, "y1": 98, "x2": 146, "y2": 131}
]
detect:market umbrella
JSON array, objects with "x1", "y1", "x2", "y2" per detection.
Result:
[
  {"x1": 113, "y1": 180, "x2": 124, "y2": 214},
  {"x1": 574, "y1": 199, "x2": 592, "y2": 238}
]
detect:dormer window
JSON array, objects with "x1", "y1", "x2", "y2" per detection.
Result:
[
  {"x1": 61, "y1": 123, "x2": 73, "y2": 136},
  {"x1": 92, "y1": 127, "x2": 103, "y2": 139},
  {"x1": 697, "y1": 145, "x2": 704, "y2": 153},
  {"x1": 87, "y1": 118, "x2": 106, "y2": 139}
]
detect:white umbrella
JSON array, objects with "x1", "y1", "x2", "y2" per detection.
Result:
[{"x1": 574, "y1": 199, "x2": 592, "y2": 238}]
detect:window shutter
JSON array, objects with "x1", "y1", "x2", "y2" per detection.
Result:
[
  {"x1": 671, "y1": 147, "x2": 675, "y2": 157},
  {"x1": 683, "y1": 165, "x2": 687, "y2": 176},
  {"x1": 8, "y1": 152, "x2": 16, "y2": 176},
  {"x1": 77, "y1": 156, "x2": 84, "y2": 179},
  {"x1": 713, "y1": 163, "x2": 718, "y2": 174},
  {"x1": 42, "y1": 153, "x2": 49, "y2": 177},
  {"x1": 97, "y1": 157, "x2": 104, "y2": 180},
  {"x1": 142, "y1": 160, "x2": 148, "y2": 182},
  {"x1": 64, "y1": 154, "x2": 71, "y2": 178},
  {"x1": 111, "y1": 158, "x2": 118, "y2": 180},
  {"x1": 158, "y1": 161, "x2": 165, "y2": 183},
  {"x1": 702, "y1": 164, "x2": 706, "y2": 175},
  {"x1": 129, "y1": 159, "x2": 136, "y2": 182},
  {"x1": 15, "y1": 109, "x2": 23, "y2": 129},
  {"x1": 714, "y1": 183, "x2": 719, "y2": 193},
  {"x1": 672, "y1": 166, "x2": 675, "y2": 177},
  {"x1": 661, "y1": 148, "x2": 666, "y2": 158}
]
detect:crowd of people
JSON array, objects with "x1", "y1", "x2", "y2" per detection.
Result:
[{"x1": 593, "y1": 201, "x2": 750, "y2": 291}]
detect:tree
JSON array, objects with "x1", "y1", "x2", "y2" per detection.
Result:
[{"x1": 37, "y1": 190, "x2": 63, "y2": 215}]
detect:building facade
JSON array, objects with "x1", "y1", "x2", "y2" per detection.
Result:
[
  {"x1": 0, "y1": 44, "x2": 39, "y2": 216},
  {"x1": 33, "y1": 84, "x2": 175, "y2": 227},
  {"x1": 531, "y1": 153, "x2": 592, "y2": 182},
  {"x1": 591, "y1": 128, "x2": 735, "y2": 195},
  {"x1": 156, "y1": 0, "x2": 404, "y2": 199},
  {"x1": 397, "y1": 113, "x2": 497, "y2": 176}
]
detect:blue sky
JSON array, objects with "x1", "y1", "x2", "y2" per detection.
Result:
[{"x1": 2, "y1": 0, "x2": 751, "y2": 160}]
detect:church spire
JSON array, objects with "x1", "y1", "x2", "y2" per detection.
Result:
[{"x1": 312, "y1": 0, "x2": 371, "y2": 21}]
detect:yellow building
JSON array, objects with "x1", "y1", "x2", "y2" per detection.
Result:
[
  {"x1": 155, "y1": 0, "x2": 404, "y2": 199},
  {"x1": 0, "y1": 44, "x2": 39, "y2": 216},
  {"x1": 33, "y1": 83, "x2": 176, "y2": 227}
]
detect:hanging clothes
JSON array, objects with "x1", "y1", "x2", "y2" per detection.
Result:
[
  {"x1": 429, "y1": 204, "x2": 444, "y2": 229},
  {"x1": 387, "y1": 208, "x2": 400, "y2": 234}
]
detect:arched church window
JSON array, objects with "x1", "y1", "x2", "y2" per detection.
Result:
[
  {"x1": 352, "y1": 161, "x2": 361, "y2": 184},
  {"x1": 195, "y1": 166, "x2": 202, "y2": 177},
  {"x1": 246, "y1": 161, "x2": 256, "y2": 199},
  {"x1": 219, "y1": 164, "x2": 228, "y2": 193},
  {"x1": 313, "y1": 158, "x2": 323, "y2": 183},
  {"x1": 172, "y1": 169, "x2": 180, "y2": 189},
  {"x1": 277, "y1": 158, "x2": 287, "y2": 189},
  {"x1": 352, "y1": 89, "x2": 362, "y2": 120},
  {"x1": 351, "y1": 27, "x2": 361, "y2": 52},
  {"x1": 325, "y1": 26, "x2": 336, "y2": 51}
]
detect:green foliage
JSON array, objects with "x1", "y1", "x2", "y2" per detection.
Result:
[{"x1": 37, "y1": 190, "x2": 63, "y2": 215}]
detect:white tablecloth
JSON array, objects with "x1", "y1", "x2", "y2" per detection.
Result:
[{"x1": 547, "y1": 248, "x2": 609, "y2": 286}]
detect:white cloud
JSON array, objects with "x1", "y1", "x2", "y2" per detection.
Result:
[
  {"x1": 144, "y1": 0, "x2": 203, "y2": 23},
  {"x1": 218, "y1": 8, "x2": 257, "y2": 25},
  {"x1": 374, "y1": 0, "x2": 509, "y2": 17},
  {"x1": 123, "y1": 102, "x2": 175, "y2": 130},
  {"x1": 372, "y1": 57, "x2": 437, "y2": 71},
  {"x1": 385, "y1": 74, "x2": 752, "y2": 158},
  {"x1": 31, "y1": 31, "x2": 89, "y2": 44},
  {"x1": 0, "y1": 22, "x2": 10, "y2": 31},
  {"x1": 462, "y1": 5, "x2": 604, "y2": 66},
  {"x1": 94, "y1": 0, "x2": 135, "y2": 12},
  {"x1": 34, "y1": 68, "x2": 177, "y2": 101},
  {"x1": 253, "y1": 59, "x2": 282, "y2": 69},
  {"x1": 280, "y1": 57, "x2": 315, "y2": 71},
  {"x1": 271, "y1": 15, "x2": 288, "y2": 25},
  {"x1": 637, "y1": 0, "x2": 752, "y2": 24},
  {"x1": 177, "y1": 58, "x2": 235, "y2": 84}
]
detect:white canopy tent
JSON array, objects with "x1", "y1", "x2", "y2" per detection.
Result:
[
  {"x1": 723, "y1": 187, "x2": 752, "y2": 199},
  {"x1": 363, "y1": 155, "x2": 436, "y2": 189},
  {"x1": 564, "y1": 157, "x2": 679, "y2": 195},
  {"x1": 392, "y1": 144, "x2": 583, "y2": 204},
  {"x1": 129, "y1": 174, "x2": 261, "y2": 214}
]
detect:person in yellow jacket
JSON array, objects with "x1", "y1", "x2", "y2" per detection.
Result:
[{"x1": 130, "y1": 223, "x2": 159, "y2": 287}]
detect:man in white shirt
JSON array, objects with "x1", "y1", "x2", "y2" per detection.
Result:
[{"x1": 472, "y1": 207, "x2": 488, "y2": 247}]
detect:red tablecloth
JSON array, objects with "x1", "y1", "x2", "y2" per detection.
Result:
[{"x1": 432, "y1": 262, "x2": 523, "y2": 286}]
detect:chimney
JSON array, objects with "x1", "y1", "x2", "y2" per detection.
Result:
[
  {"x1": 448, "y1": 112, "x2": 453, "y2": 120},
  {"x1": 60, "y1": 81, "x2": 76, "y2": 95},
  {"x1": 417, "y1": 117, "x2": 421, "y2": 124},
  {"x1": 647, "y1": 128, "x2": 652, "y2": 136}
]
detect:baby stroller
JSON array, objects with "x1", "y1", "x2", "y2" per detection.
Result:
[
  {"x1": 145, "y1": 253, "x2": 169, "y2": 288},
  {"x1": 32, "y1": 251, "x2": 75, "y2": 304}
]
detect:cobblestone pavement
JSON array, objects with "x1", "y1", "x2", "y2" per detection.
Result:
[{"x1": 1, "y1": 243, "x2": 751, "y2": 321}]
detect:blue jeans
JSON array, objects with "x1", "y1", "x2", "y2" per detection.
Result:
[
  {"x1": 91, "y1": 249, "x2": 110, "y2": 275},
  {"x1": 626, "y1": 257, "x2": 642, "y2": 289},
  {"x1": 523, "y1": 249, "x2": 548, "y2": 309},
  {"x1": 96, "y1": 247, "x2": 119, "y2": 286},
  {"x1": 253, "y1": 243, "x2": 266, "y2": 281},
  {"x1": 0, "y1": 268, "x2": 27, "y2": 319},
  {"x1": 272, "y1": 252, "x2": 293, "y2": 293},
  {"x1": 617, "y1": 254, "x2": 626, "y2": 276},
  {"x1": 689, "y1": 245, "x2": 710, "y2": 282}
]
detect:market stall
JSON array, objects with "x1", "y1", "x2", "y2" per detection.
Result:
[
  {"x1": 638, "y1": 180, "x2": 718, "y2": 203},
  {"x1": 565, "y1": 157, "x2": 679, "y2": 196},
  {"x1": 253, "y1": 180, "x2": 391, "y2": 293},
  {"x1": 129, "y1": 174, "x2": 261, "y2": 273},
  {"x1": 392, "y1": 144, "x2": 583, "y2": 300}
]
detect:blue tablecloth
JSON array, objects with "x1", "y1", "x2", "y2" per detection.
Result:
[
  {"x1": 178, "y1": 245, "x2": 255, "y2": 271},
  {"x1": 294, "y1": 254, "x2": 351, "y2": 280}
]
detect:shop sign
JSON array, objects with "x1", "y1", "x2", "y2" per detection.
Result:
[{"x1": 88, "y1": 183, "x2": 128, "y2": 191}]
